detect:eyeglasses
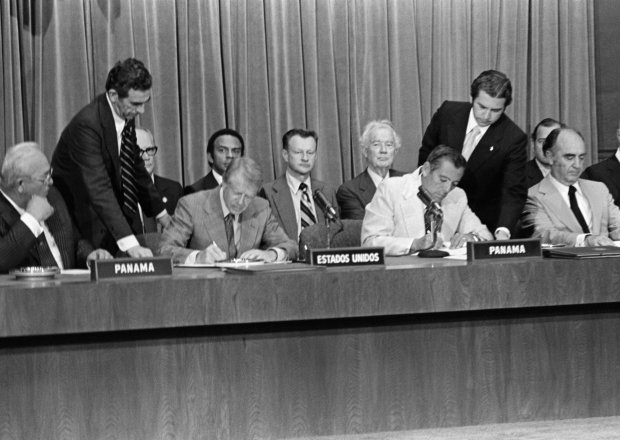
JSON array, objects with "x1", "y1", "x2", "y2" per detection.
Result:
[{"x1": 139, "y1": 146, "x2": 158, "y2": 157}]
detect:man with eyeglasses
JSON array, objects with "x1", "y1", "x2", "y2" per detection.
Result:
[
  {"x1": 337, "y1": 120, "x2": 405, "y2": 220},
  {"x1": 52, "y1": 58, "x2": 171, "y2": 257},
  {"x1": 0, "y1": 142, "x2": 112, "y2": 272},
  {"x1": 259, "y1": 128, "x2": 338, "y2": 241},
  {"x1": 184, "y1": 128, "x2": 245, "y2": 194},
  {"x1": 136, "y1": 128, "x2": 183, "y2": 227}
]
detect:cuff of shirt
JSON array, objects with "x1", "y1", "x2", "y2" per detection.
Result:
[
  {"x1": 155, "y1": 210, "x2": 168, "y2": 219},
  {"x1": 269, "y1": 247, "x2": 286, "y2": 261},
  {"x1": 117, "y1": 235, "x2": 140, "y2": 252},
  {"x1": 494, "y1": 227, "x2": 511, "y2": 239},
  {"x1": 184, "y1": 250, "x2": 200, "y2": 264},
  {"x1": 576, "y1": 233, "x2": 589, "y2": 247},
  {"x1": 20, "y1": 213, "x2": 43, "y2": 237}
]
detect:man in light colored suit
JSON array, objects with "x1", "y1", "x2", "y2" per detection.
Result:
[
  {"x1": 337, "y1": 120, "x2": 405, "y2": 220},
  {"x1": 159, "y1": 157, "x2": 297, "y2": 264},
  {"x1": 362, "y1": 146, "x2": 492, "y2": 255},
  {"x1": 523, "y1": 127, "x2": 620, "y2": 246},
  {"x1": 259, "y1": 128, "x2": 338, "y2": 241}
]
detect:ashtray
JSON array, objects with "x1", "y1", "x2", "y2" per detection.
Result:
[{"x1": 10, "y1": 266, "x2": 60, "y2": 280}]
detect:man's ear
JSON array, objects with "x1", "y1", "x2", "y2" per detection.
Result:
[{"x1": 420, "y1": 161, "x2": 430, "y2": 176}]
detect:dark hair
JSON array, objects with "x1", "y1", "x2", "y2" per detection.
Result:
[
  {"x1": 542, "y1": 128, "x2": 562, "y2": 154},
  {"x1": 105, "y1": 58, "x2": 152, "y2": 98},
  {"x1": 223, "y1": 157, "x2": 262, "y2": 190},
  {"x1": 426, "y1": 145, "x2": 467, "y2": 171},
  {"x1": 206, "y1": 128, "x2": 245, "y2": 158},
  {"x1": 531, "y1": 118, "x2": 563, "y2": 142},
  {"x1": 470, "y1": 70, "x2": 512, "y2": 107},
  {"x1": 282, "y1": 128, "x2": 318, "y2": 150}
]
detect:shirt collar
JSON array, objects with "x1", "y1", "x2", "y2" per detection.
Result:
[
  {"x1": 367, "y1": 167, "x2": 387, "y2": 187},
  {"x1": 219, "y1": 186, "x2": 232, "y2": 219},
  {"x1": 212, "y1": 169, "x2": 223, "y2": 185},
  {"x1": 466, "y1": 109, "x2": 491, "y2": 137},
  {"x1": 106, "y1": 92, "x2": 127, "y2": 136},
  {"x1": 535, "y1": 158, "x2": 551, "y2": 177},
  {"x1": 286, "y1": 170, "x2": 311, "y2": 194},
  {"x1": 549, "y1": 174, "x2": 583, "y2": 195},
  {"x1": 615, "y1": 148, "x2": 620, "y2": 163}
]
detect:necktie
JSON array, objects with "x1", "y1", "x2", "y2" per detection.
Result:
[
  {"x1": 568, "y1": 185, "x2": 590, "y2": 233},
  {"x1": 299, "y1": 182, "x2": 316, "y2": 228},
  {"x1": 461, "y1": 125, "x2": 481, "y2": 160},
  {"x1": 120, "y1": 119, "x2": 139, "y2": 214},
  {"x1": 224, "y1": 213, "x2": 237, "y2": 259}
]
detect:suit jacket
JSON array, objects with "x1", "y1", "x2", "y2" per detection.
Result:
[
  {"x1": 184, "y1": 171, "x2": 219, "y2": 195},
  {"x1": 0, "y1": 187, "x2": 93, "y2": 273},
  {"x1": 158, "y1": 189, "x2": 297, "y2": 263},
  {"x1": 526, "y1": 158, "x2": 545, "y2": 188},
  {"x1": 523, "y1": 175, "x2": 620, "y2": 246},
  {"x1": 337, "y1": 168, "x2": 405, "y2": 220},
  {"x1": 361, "y1": 170, "x2": 493, "y2": 255},
  {"x1": 259, "y1": 174, "x2": 338, "y2": 241},
  {"x1": 51, "y1": 93, "x2": 165, "y2": 253},
  {"x1": 581, "y1": 155, "x2": 620, "y2": 208},
  {"x1": 418, "y1": 101, "x2": 527, "y2": 234},
  {"x1": 142, "y1": 175, "x2": 184, "y2": 233}
]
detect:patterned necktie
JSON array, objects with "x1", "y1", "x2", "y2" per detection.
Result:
[
  {"x1": 568, "y1": 185, "x2": 590, "y2": 233},
  {"x1": 225, "y1": 213, "x2": 237, "y2": 259},
  {"x1": 120, "y1": 119, "x2": 139, "y2": 214},
  {"x1": 461, "y1": 125, "x2": 481, "y2": 160},
  {"x1": 299, "y1": 182, "x2": 316, "y2": 228}
]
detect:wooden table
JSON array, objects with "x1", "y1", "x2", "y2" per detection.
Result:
[{"x1": 1, "y1": 256, "x2": 619, "y2": 439}]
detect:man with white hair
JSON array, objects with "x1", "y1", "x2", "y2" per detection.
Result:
[
  {"x1": 0, "y1": 142, "x2": 111, "y2": 272},
  {"x1": 337, "y1": 120, "x2": 405, "y2": 220}
]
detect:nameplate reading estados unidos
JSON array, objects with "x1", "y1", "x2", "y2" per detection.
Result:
[
  {"x1": 307, "y1": 247, "x2": 385, "y2": 267},
  {"x1": 90, "y1": 256, "x2": 173, "y2": 281},
  {"x1": 466, "y1": 238, "x2": 542, "y2": 262}
]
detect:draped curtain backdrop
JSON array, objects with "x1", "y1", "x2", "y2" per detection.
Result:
[{"x1": 1, "y1": 0, "x2": 597, "y2": 189}]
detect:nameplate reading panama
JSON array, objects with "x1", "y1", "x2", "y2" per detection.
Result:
[
  {"x1": 467, "y1": 238, "x2": 542, "y2": 262},
  {"x1": 90, "y1": 257, "x2": 173, "y2": 280},
  {"x1": 308, "y1": 247, "x2": 385, "y2": 267}
]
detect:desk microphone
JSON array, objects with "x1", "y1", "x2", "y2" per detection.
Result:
[
  {"x1": 313, "y1": 189, "x2": 339, "y2": 222},
  {"x1": 417, "y1": 186, "x2": 443, "y2": 217}
]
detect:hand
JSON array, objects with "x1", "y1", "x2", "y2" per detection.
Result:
[
  {"x1": 157, "y1": 213, "x2": 172, "y2": 231},
  {"x1": 450, "y1": 232, "x2": 476, "y2": 249},
  {"x1": 86, "y1": 249, "x2": 113, "y2": 263},
  {"x1": 196, "y1": 243, "x2": 227, "y2": 264},
  {"x1": 239, "y1": 249, "x2": 278, "y2": 262},
  {"x1": 410, "y1": 233, "x2": 434, "y2": 253},
  {"x1": 126, "y1": 245, "x2": 153, "y2": 258},
  {"x1": 26, "y1": 195, "x2": 54, "y2": 222},
  {"x1": 494, "y1": 230, "x2": 510, "y2": 241},
  {"x1": 585, "y1": 234, "x2": 614, "y2": 246}
]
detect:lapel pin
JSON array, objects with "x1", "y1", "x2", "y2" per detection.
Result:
[
  {"x1": 163, "y1": 197, "x2": 168, "y2": 203},
  {"x1": 489, "y1": 146, "x2": 494, "y2": 152}
]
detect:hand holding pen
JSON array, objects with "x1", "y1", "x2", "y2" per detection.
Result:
[{"x1": 196, "y1": 241, "x2": 227, "y2": 264}]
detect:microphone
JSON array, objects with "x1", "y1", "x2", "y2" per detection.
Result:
[
  {"x1": 313, "y1": 189, "x2": 339, "y2": 222},
  {"x1": 417, "y1": 186, "x2": 442, "y2": 217}
]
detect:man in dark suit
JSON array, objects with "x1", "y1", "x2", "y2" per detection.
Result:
[
  {"x1": 52, "y1": 58, "x2": 171, "y2": 257},
  {"x1": 159, "y1": 157, "x2": 296, "y2": 264},
  {"x1": 184, "y1": 128, "x2": 245, "y2": 194},
  {"x1": 418, "y1": 70, "x2": 527, "y2": 239},
  {"x1": 524, "y1": 128, "x2": 620, "y2": 246},
  {"x1": 337, "y1": 120, "x2": 405, "y2": 220},
  {"x1": 526, "y1": 118, "x2": 563, "y2": 188},
  {"x1": 0, "y1": 142, "x2": 111, "y2": 273},
  {"x1": 582, "y1": 122, "x2": 620, "y2": 208},
  {"x1": 136, "y1": 128, "x2": 183, "y2": 232},
  {"x1": 260, "y1": 128, "x2": 338, "y2": 241}
]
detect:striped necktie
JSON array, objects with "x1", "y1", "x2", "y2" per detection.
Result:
[
  {"x1": 120, "y1": 119, "x2": 139, "y2": 214},
  {"x1": 299, "y1": 182, "x2": 316, "y2": 228}
]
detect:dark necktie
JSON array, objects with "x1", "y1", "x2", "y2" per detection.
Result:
[
  {"x1": 568, "y1": 185, "x2": 590, "y2": 233},
  {"x1": 120, "y1": 119, "x2": 139, "y2": 214},
  {"x1": 299, "y1": 182, "x2": 316, "y2": 228},
  {"x1": 225, "y1": 213, "x2": 237, "y2": 259}
]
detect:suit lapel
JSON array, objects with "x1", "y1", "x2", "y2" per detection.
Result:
[
  {"x1": 202, "y1": 190, "x2": 228, "y2": 250},
  {"x1": 358, "y1": 170, "x2": 375, "y2": 206},
  {"x1": 467, "y1": 120, "x2": 505, "y2": 174},
  {"x1": 396, "y1": 174, "x2": 425, "y2": 238},
  {"x1": 538, "y1": 177, "x2": 582, "y2": 232},
  {"x1": 446, "y1": 105, "x2": 470, "y2": 153},
  {"x1": 99, "y1": 94, "x2": 122, "y2": 183},
  {"x1": 580, "y1": 179, "x2": 604, "y2": 235},
  {"x1": 271, "y1": 175, "x2": 298, "y2": 238}
]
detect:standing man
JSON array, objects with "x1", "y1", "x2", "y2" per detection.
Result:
[
  {"x1": 527, "y1": 118, "x2": 563, "y2": 188},
  {"x1": 184, "y1": 128, "x2": 245, "y2": 194},
  {"x1": 260, "y1": 128, "x2": 338, "y2": 241},
  {"x1": 0, "y1": 142, "x2": 111, "y2": 272},
  {"x1": 523, "y1": 128, "x2": 620, "y2": 246},
  {"x1": 52, "y1": 58, "x2": 170, "y2": 257},
  {"x1": 418, "y1": 70, "x2": 527, "y2": 239},
  {"x1": 582, "y1": 119, "x2": 620, "y2": 208},
  {"x1": 159, "y1": 157, "x2": 296, "y2": 264},
  {"x1": 337, "y1": 120, "x2": 405, "y2": 220}
]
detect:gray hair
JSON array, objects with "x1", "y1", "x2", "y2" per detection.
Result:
[
  {"x1": 0, "y1": 142, "x2": 44, "y2": 188},
  {"x1": 359, "y1": 120, "x2": 402, "y2": 152},
  {"x1": 223, "y1": 156, "x2": 263, "y2": 190}
]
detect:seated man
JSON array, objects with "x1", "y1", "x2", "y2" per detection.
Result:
[
  {"x1": 159, "y1": 157, "x2": 297, "y2": 264},
  {"x1": 337, "y1": 120, "x2": 405, "y2": 220},
  {"x1": 0, "y1": 142, "x2": 111, "y2": 273},
  {"x1": 527, "y1": 118, "x2": 563, "y2": 188},
  {"x1": 523, "y1": 127, "x2": 620, "y2": 246},
  {"x1": 581, "y1": 118, "x2": 620, "y2": 208},
  {"x1": 184, "y1": 128, "x2": 244, "y2": 194},
  {"x1": 362, "y1": 145, "x2": 492, "y2": 255},
  {"x1": 136, "y1": 128, "x2": 183, "y2": 232}
]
